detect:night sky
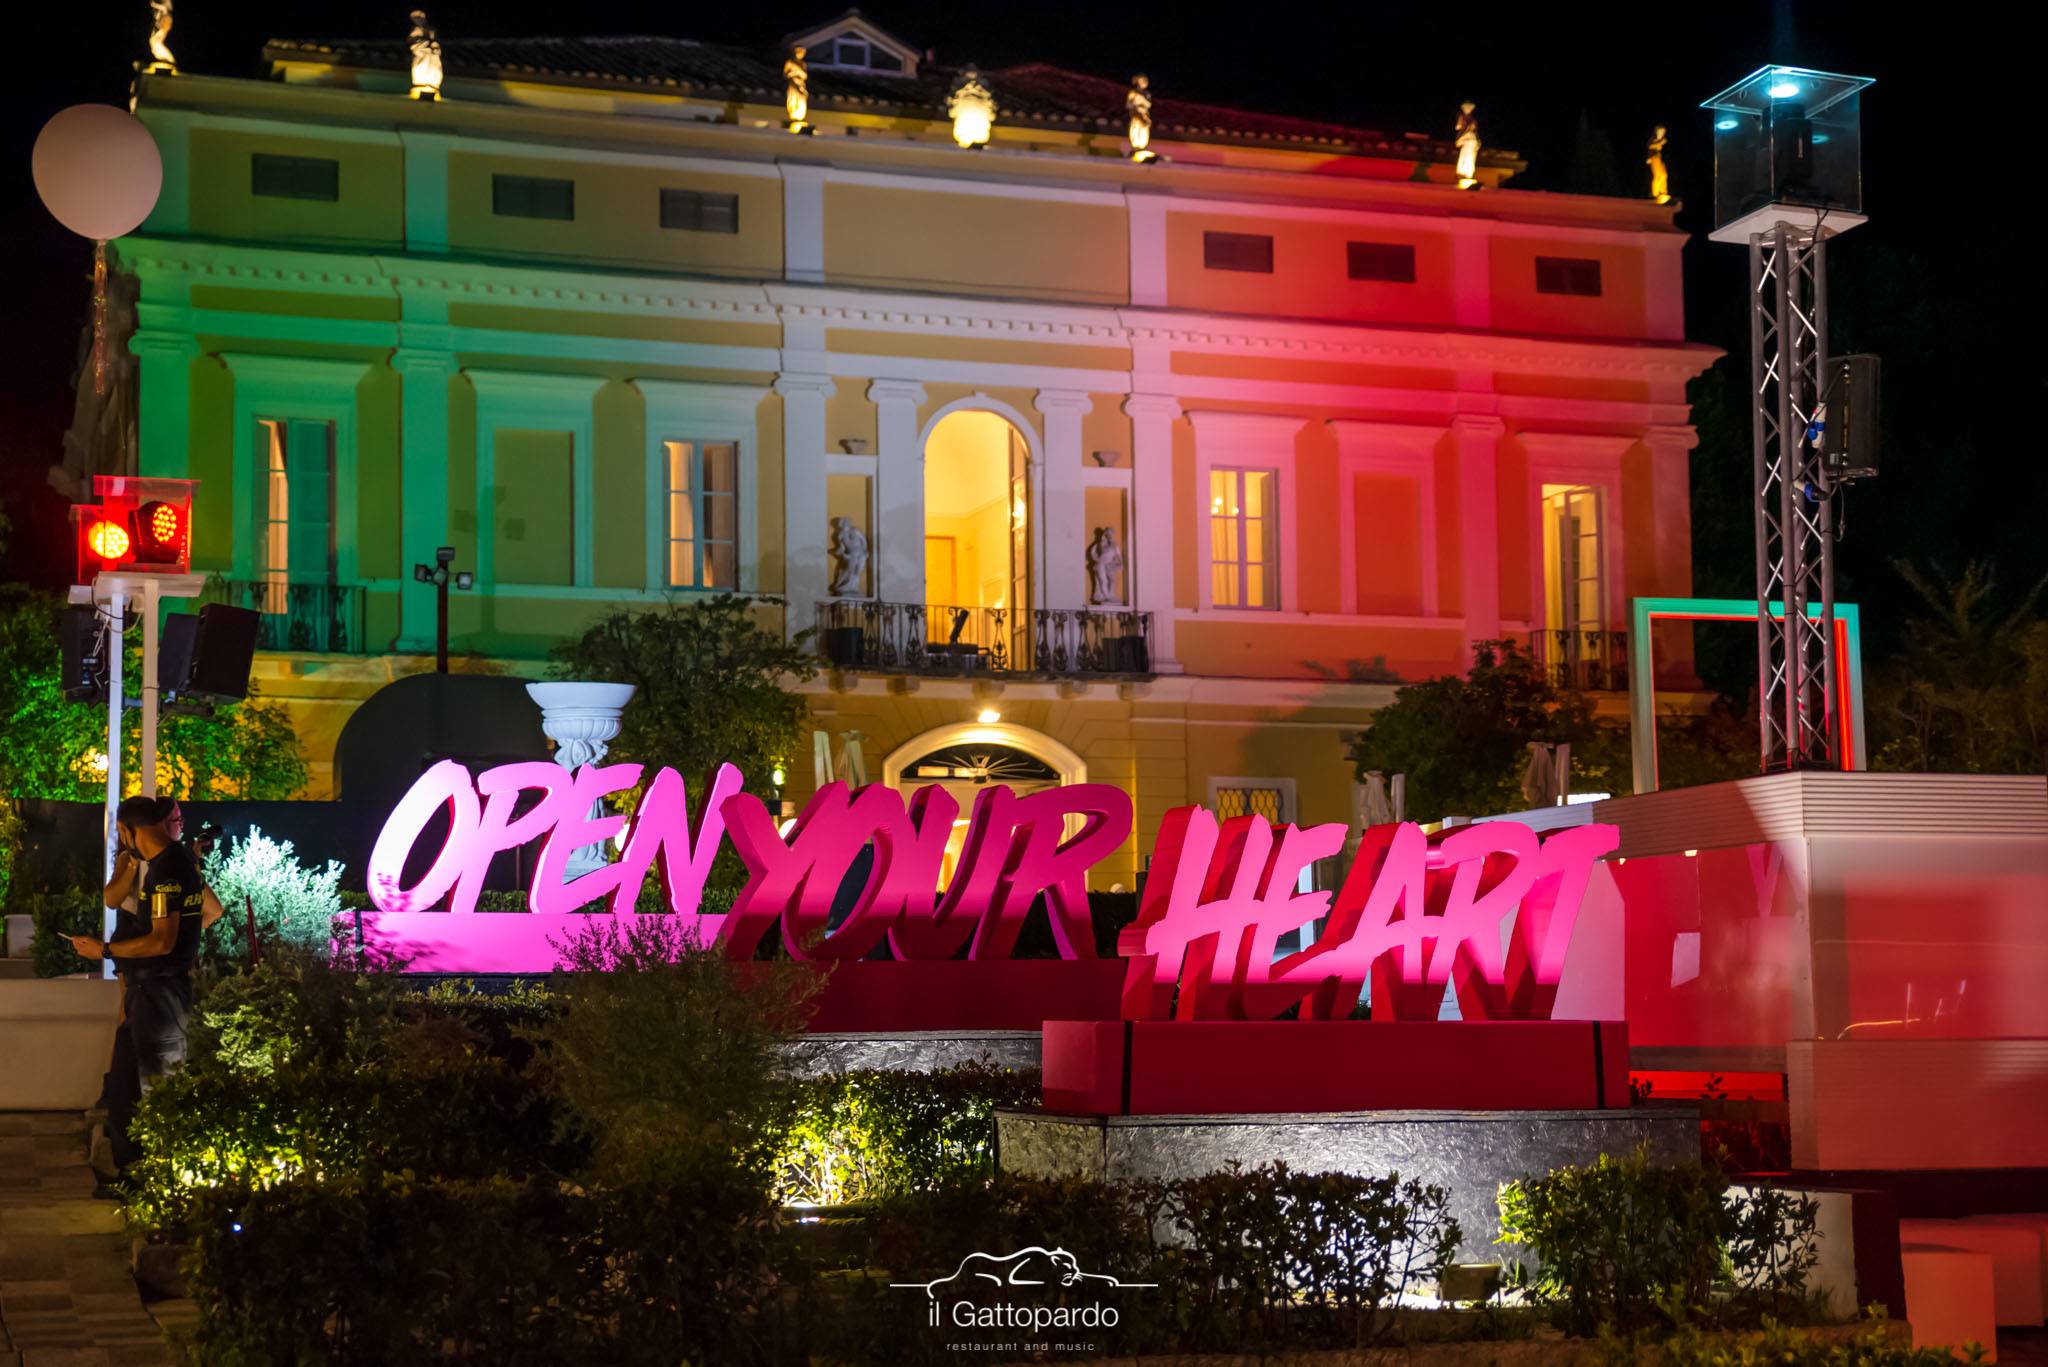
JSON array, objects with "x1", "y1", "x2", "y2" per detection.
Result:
[{"x1": 2, "y1": 1, "x2": 2036, "y2": 667}]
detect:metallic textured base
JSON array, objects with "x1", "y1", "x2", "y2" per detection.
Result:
[
  {"x1": 997, "y1": 1106, "x2": 1700, "y2": 1262},
  {"x1": 789, "y1": 1030, "x2": 1041, "y2": 1076}
]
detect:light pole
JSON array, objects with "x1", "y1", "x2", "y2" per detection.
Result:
[{"x1": 412, "y1": 545, "x2": 474, "y2": 674}]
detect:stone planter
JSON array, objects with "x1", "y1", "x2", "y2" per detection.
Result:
[
  {"x1": 4, "y1": 912, "x2": 32, "y2": 957},
  {"x1": 525, "y1": 682, "x2": 637, "y2": 877}
]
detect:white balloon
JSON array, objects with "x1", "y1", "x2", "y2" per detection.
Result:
[{"x1": 32, "y1": 104, "x2": 164, "y2": 241}]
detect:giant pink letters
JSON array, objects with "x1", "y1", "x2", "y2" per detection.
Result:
[{"x1": 363, "y1": 760, "x2": 1614, "y2": 1017}]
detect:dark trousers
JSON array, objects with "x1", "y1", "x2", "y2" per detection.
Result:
[{"x1": 106, "y1": 973, "x2": 192, "y2": 1169}]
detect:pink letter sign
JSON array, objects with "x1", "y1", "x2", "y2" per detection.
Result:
[
  {"x1": 362, "y1": 762, "x2": 1132, "y2": 973},
  {"x1": 1120, "y1": 812, "x2": 1618, "y2": 1022}
]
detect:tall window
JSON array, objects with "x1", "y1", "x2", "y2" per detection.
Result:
[
  {"x1": 257, "y1": 419, "x2": 336, "y2": 611},
  {"x1": 1542, "y1": 484, "x2": 1605, "y2": 635},
  {"x1": 1209, "y1": 467, "x2": 1277, "y2": 609},
  {"x1": 665, "y1": 440, "x2": 738, "y2": 589}
]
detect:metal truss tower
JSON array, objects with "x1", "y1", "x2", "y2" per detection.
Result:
[{"x1": 1747, "y1": 223, "x2": 1836, "y2": 770}]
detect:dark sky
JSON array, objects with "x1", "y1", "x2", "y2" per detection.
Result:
[{"x1": 3, "y1": 1, "x2": 2037, "y2": 658}]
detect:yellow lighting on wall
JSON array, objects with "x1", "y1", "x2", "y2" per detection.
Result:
[
  {"x1": 947, "y1": 67, "x2": 996, "y2": 149},
  {"x1": 977, "y1": 708, "x2": 1001, "y2": 725}
]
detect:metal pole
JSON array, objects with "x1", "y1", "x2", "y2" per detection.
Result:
[
  {"x1": 1774, "y1": 221, "x2": 1801, "y2": 767},
  {"x1": 1814, "y1": 234, "x2": 1840, "y2": 761},
  {"x1": 103, "y1": 591, "x2": 124, "y2": 981},
  {"x1": 140, "y1": 578, "x2": 160, "y2": 797},
  {"x1": 436, "y1": 574, "x2": 449, "y2": 674},
  {"x1": 1747, "y1": 233, "x2": 1774, "y2": 771}
]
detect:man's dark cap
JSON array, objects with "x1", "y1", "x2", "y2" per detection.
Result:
[{"x1": 116, "y1": 795, "x2": 169, "y2": 828}]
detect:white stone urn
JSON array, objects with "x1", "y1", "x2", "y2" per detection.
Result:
[{"x1": 526, "y1": 681, "x2": 638, "y2": 877}]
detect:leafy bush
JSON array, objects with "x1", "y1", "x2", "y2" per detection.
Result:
[
  {"x1": 201, "y1": 827, "x2": 344, "y2": 961},
  {"x1": 1496, "y1": 1146, "x2": 1823, "y2": 1334},
  {"x1": 124, "y1": 949, "x2": 572, "y2": 1237},
  {"x1": 1603, "y1": 1313, "x2": 1984, "y2": 1366},
  {"x1": 776, "y1": 1061, "x2": 1039, "y2": 1206},
  {"x1": 185, "y1": 1169, "x2": 791, "y2": 1367},
  {"x1": 24, "y1": 885, "x2": 100, "y2": 978},
  {"x1": 536, "y1": 915, "x2": 819, "y2": 1186}
]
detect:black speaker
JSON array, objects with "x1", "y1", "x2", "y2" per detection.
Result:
[
  {"x1": 182, "y1": 604, "x2": 260, "y2": 702},
  {"x1": 158, "y1": 612, "x2": 199, "y2": 700},
  {"x1": 59, "y1": 605, "x2": 107, "y2": 702},
  {"x1": 1823, "y1": 353, "x2": 1880, "y2": 482}
]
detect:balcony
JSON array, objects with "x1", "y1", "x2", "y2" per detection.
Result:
[
  {"x1": 814, "y1": 601, "x2": 1154, "y2": 679},
  {"x1": 210, "y1": 580, "x2": 368, "y2": 654},
  {"x1": 1529, "y1": 628, "x2": 1629, "y2": 692}
]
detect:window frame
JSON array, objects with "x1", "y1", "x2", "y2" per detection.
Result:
[
  {"x1": 491, "y1": 173, "x2": 576, "y2": 221},
  {"x1": 1207, "y1": 466, "x2": 1280, "y2": 611},
  {"x1": 1346, "y1": 240, "x2": 1417, "y2": 283},
  {"x1": 1206, "y1": 776, "x2": 1299, "y2": 825},
  {"x1": 659, "y1": 187, "x2": 740, "y2": 234},
  {"x1": 1534, "y1": 255, "x2": 1603, "y2": 297},
  {"x1": 223, "y1": 354, "x2": 368, "y2": 591},
  {"x1": 1189, "y1": 411, "x2": 1304, "y2": 615},
  {"x1": 250, "y1": 153, "x2": 340, "y2": 202},
  {"x1": 1202, "y1": 230, "x2": 1275, "y2": 274},
  {"x1": 639, "y1": 380, "x2": 766, "y2": 595},
  {"x1": 663, "y1": 439, "x2": 741, "y2": 592}
]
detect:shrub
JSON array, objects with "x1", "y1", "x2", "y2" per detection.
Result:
[
  {"x1": 1605, "y1": 1313, "x2": 1984, "y2": 1366},
  {"x1": 1496, "y1": 1146, "x2": 1824, "y2": 1334},
  {"x1": 201, "y1": 827, "x2": 345, "y2": 961},
  {"x1": 776, "y1": 1061, "x2": 1039, "y2": 1206},
  {"x1": 25, "y1": 886, "x2": 100, "y2": 977}
]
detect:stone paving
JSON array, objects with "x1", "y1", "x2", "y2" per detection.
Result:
[{"x1": 0, "y1": 1114, "x2": 172, "y2": 1367}]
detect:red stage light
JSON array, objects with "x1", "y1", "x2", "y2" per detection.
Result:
[
  {"x1": 85, "y1": 518, "x2": 130, "y2": 562},
  {"x1": 134, "y1": 499, "x2": 187, "y2": 563}
]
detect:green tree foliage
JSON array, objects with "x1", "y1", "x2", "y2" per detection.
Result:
[
  {"x1": 1869, "y1": 560, "x2": 2048, "y2": 774},
  {"x1": 201, "y1": 827, "x2": 346, "y2": 961},
  {"x1": 0, "y1": 588, "x2": 307, "y2": 801},
  {"x1": 1346, "y1": 640, "x2": 1620, "y2": 820},
  {"x1": 548, "y1": 593, "x2": 816, "y2": 796}
]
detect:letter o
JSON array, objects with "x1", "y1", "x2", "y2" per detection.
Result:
[{"x1": 366, "y1": 759, "x2": 482, "y2": 913}]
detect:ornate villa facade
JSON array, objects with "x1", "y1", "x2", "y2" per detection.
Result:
[{"x1": 118, "y1": 11, "x2": 1715, "y2": 883}]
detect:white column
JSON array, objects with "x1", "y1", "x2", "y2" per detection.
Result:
[
  {"x1": 131, "y1": 327, "x2": 198, "y2": 478},
  {"x1": 1451, "y1": 413, "x2": 1505, "y2": 657},
  {"x1": 777, "y1": 373, "x2": 836, "y2": 641},
  {"x1": 1034, "y1": 390, "x2": 1093, "y2": 612},
  {"x1": 781, "y1": 163, "x2": 827, "y2": 285},
  {"x1": 1124, "y1": 394, "x2": 1181, "y2": 672},
  {"x1": 1645, "y1": 425, "x2": 1699, "y2": 597},
  {"x1": 393, "y1": 343, "x2": 456, "y2": 651},
  {"x1": 868, "y1": 379, "x2": 926, "y2": 604}
]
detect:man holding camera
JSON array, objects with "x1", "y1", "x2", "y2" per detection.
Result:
[{"x1": 68, "y1": 795, "x2": 208, "y2": 1173}]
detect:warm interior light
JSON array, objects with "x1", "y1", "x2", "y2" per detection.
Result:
[
  {"x1": 977, "y1": 708, "x2": 1001, "y2": 725},
  {"x1": 86, "y1": 519, "x2": 131, "y2": 561}
]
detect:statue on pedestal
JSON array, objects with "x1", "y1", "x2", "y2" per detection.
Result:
[
  {"x1": 1647, "y1": 125, "x2": 1671, "y2": 204},
  {"x1": 829, "y1": 516, "x2": 869, "y2": 597},
  {"x1": 1454, "y1": 102, "x2": 1480, "y2": 188},
  {"x1": 146, "y1": 0, "x2": 176, "y2": 71},
  {"x1": 785, "y1": 46, "x2": 810, "y2": 129},
  {"x1": 1086, "y1": 527, "x2": 1125, "y2": 606},
  {"x1": 409, "y1": 11, "x2": 444, "y2": 101},
  {"x1": 1127, "y1": 74, "x2": 1154, "y2": 162}
]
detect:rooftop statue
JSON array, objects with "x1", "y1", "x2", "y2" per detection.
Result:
[
  {"x1": 146, "y1": 0, "x2": 176, "y2": 71},
  {"x1": 409, "y1": 11, "x2": 444, "y2": 101},
  {"x1": 785, "y1": 45, "x2": 809, "y2": 129},
  {"x1": 1127, "y1": 74, "x2": 1154, "y2": 162},
  {"x1": 1454, "y1": 101, "x2": 1480, "y2": 188},
  {"x1": 1647, "y1": 125, "x2": 1671, "y2": 204}
]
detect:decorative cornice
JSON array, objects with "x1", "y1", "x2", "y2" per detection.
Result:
[
  {"x1": 1123, "y1": 394, "x2": 1183, "y2": 420},
  {"x1": 865, "y1": 379, "x2": 928, "y2": 406},
  {"x1": 1644, "y1": 423, "x2": 1702, "y2": 451},
  {"x1": 773, "y1": 373, "x2": 838, "y2": 400},
  {"x1": 1449, "y1": 413, "x2": 1507, "y2": 437},
  {"x1": 1033, "y1": 389, "x2": 1095, "y2": 416},
  {"x1": 1327, "y1": 418, "x2": 1450, "y2": 452}
]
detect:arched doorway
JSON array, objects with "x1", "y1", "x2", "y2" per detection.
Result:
[
  {"x1": 884, "y1": 721, "x2": 1086, "y2": 885},
  {"x1": 923, "y1": 408, "x2": 1032, "y2": 670}
]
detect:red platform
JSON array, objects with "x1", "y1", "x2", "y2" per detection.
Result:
[
  {"x1": 1041, "y1": 1019, "x2": 1631, "y2": 1115},
  {"x1": 768, "y1": 959, "x2": 1129, "y2": 1033}
]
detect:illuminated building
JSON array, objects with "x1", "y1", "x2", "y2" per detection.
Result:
[{"x1": 117, "y1": 11, "x2": 1715, "y2": 882}]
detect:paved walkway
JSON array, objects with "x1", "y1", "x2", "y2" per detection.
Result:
[{"x1": 0, "y1": 1114, "x2": 175, "y2": 1367}]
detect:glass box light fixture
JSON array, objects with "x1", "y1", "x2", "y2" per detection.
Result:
[{"x1": 1701, "y1": 65, "x2": 1872, "y2": 241}]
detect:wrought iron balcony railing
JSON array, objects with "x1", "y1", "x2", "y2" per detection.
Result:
[
  {"x1": 211, "y1": 580, "x2": 368, "y2": 654},
  {"x1": 814, "y1": 601, "x2": 1154, "y2": 679},
  {"x1": 1529, "y1": 627, "x2": 1629, "y2": 693}
]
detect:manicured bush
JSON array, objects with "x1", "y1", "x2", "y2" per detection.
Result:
[
  {"x1": 776, "y1": 1061, "x2": 1039, "y2": 1206},
  {"x1": 24, "y1": 885, "x2": 99, "y2": 977},
  {"x1": 1496, "y1": 1145, "x2": 1824, "y2": 1334},
  {"x1": 1603, "y1": 1314, "x2": 1983, "y2": 1365},
  {"x1": 201, "y1": 826, "x2": 344, "y2": 961}
]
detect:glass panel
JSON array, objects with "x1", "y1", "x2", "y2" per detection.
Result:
[
  {"x1": 262, "y1": 421, "x2": 289, "y2": 613},
  {"x1": 669, "y1": 540, "x2": 695, "y2": 589},
  {"x1": 1213, "y1": 563, "x2": 1239, "y2": 607},
  {"x1": 703, "y1": 442, "x2": 735, "y2": 492},
  {"x1": 706, "y1": 490, "x2": 735, "y2": 541},
  {"x1": 1209, "y1": 469, "x2": 1231, "y2": 517},
  {"x1": 1245, "y1": 564, "x2": 1266, "y2": 608},
  {"x1": 1243, "y1": 470, "x2": 1269, "y2": 518},
  {"x1": 705, "y1": 542, "x2": 735, "y2": 589},
  {"x1": 667, "y1": 441, "x2": 692, "y2": 493}
]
